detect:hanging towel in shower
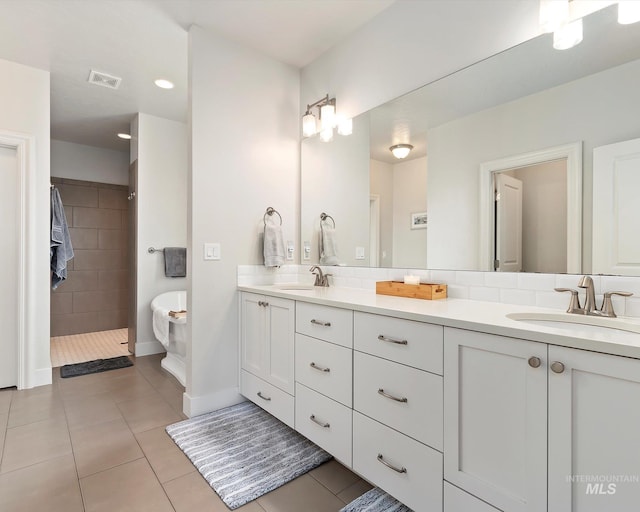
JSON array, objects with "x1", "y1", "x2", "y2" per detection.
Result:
[
  {"x1": 263, "y1": 221, "x2": 285, "y2": 267},
  {"x1": 50, "y1": 187, "x2": 74, "y2": 290},
  {"x1": 164, "y1": 247, "x2": 187, "y2": 277},
  {"x1": 319, "y1": 224, "x2": 339, "y2": 265}
]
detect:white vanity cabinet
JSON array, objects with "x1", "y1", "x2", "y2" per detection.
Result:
[
  {"x1": 239, "y1": 292, "x2": 295, "y2": 426},
  {"x1": 293, "y1": 302, "x2": 354, "y2": 467},
  {"x1": 548, "y1": 345, "x2": 640, "y2": 512},
  {"x1": 445, "y1": 327, "x2": 640, "y2": 512}
]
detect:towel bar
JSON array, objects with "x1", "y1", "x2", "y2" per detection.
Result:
[{"x1": 148, "y1": 247, "x2": 165, "y2": 254}]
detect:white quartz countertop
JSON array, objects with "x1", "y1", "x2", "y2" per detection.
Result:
[{"x1": 238, "y1": 284, "x2": 640, "y2": 360}]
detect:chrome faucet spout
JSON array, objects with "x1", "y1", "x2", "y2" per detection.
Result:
[
  {"x1": 577, "y1": 276, "x2": 597, "y2": 314},
  {"x1": 309, "y1": 266, "x2": 330, "y2": 287}
]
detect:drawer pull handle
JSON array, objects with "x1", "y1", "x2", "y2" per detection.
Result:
[
  {"x1": 377, "y1": 335, "x2": 408, "y2": 345},
  {"x1": 311, "y1": 319, "x2": 331, "y2": 327},
  {"x1": 377, "y1": 454, "x2": 407, "y2": 474},
  {"x1": 256, "y1": 391, "x2": 271, "y2": 401},
  {"x1": 257, "y1": 301, "x2": 269, "y2": 307},
  {"x1": 310, "y1": 414, "x2": 330, "y2": 428},
  {"x1": 378, "y1": 388, "x2": 408, "y2": 403},
  {"x1": 310, "y1": 362, "x2": 331, "y2": 373}
]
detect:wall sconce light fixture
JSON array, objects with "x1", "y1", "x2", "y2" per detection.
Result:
[
  {"x1": 390, "y1": 144, "x2": 413, "y2": 159},
  {"x1": 302, "y1": 94, "x2": 352, "y2": 140}
]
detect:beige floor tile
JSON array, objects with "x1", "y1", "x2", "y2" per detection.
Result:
[
  {"x1": 163, "y1": 471, "x2": 266, "y2": 512},
  {"x1": 9, "y1": 385, "x2": 62, "y2": 414},
  {"x1": 257, "y1": 473, "x2": 345, "y2": 512},
  {"x1": 0, "y1": 413, "x2": 7, "y2": 461},
  {"x1": 117, "y1": 393, "x2": 182, "y2": 433},
  {"x1": 81, "y1": 458, "x2": 174, "y2": 512},
  {"x1": 106, "y1": 372, "x2": 158, "y2": 403},
  {"x1": 0, "y1": 390, "x2": 13, "y2": 415},
  {"x1": 135, "y1": 426, "x2": 195, "y2": 483},
  {"x1": 70, "y1": 417, "x2": 144, "y2": 477},
  {"x1": 336, "y1": 479, "x2": 374, "y2": 505},
  {"x1": 1, "y1": 417, "x2": 72, "y2": 473},
  {"x1": 309, "y1": 459, "x2": 361, "y2": 495},
  {"x1": 64, "y1": 390, "x2": 124, "y2": 429},
  {"x1": 0, "y1": 454, "x2": 83, "y2": 512},
  {"x1": 7, "y1": 396, "x2": 66, "y2": 428}
]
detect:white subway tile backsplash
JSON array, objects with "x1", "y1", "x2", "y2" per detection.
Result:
[
  {"x1": 485, "y1": 272, "x2": 518, "y2": 289},
  {"x1": 469, "y1": 286, "x2": 500, "y2": 302},
  {"x1": 455, "y1": 271, "x2": 486, "y2": 286},
  {"x1": 500, "y1": 288, "x2": 536, "y2": 306},
  {"x1": 236, "y1": 265, "x2": 640, "y2": 319}
]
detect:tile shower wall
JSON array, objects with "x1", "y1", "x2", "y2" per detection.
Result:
[
  {"x1": 50, "y1": 178, "x2": 129, "y2": 336},
  {"x1": 237, "y1": 265, "x2": 640, "y2": 319}
]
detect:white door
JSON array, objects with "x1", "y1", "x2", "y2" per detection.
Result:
[
  {"x1": 0, "y1": 145, "x2": 19, "y2": 388},
  {"x1": 548, "y1": 346, "x2": 640, "y2": 512},
  {"x1": 444, "y1": 328, "x2": 548, "y2": 512},
  {"x1": 593, "y1": 137, "x2": 640, "y2": 275},
  {"x1": 495, "y1": 173, "x2": 523, "y2": 272}
]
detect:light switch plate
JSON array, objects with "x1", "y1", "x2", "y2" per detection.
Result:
[
  {"x1": 303, "y1": 241, "x2": 311, "y2": 260},
  {"x1": 204, "y1": 243, "x2": 221, "y2": 260},
  {"x1": 355, "y1": 246, "x2": 365, "y2": 260},
  {"x1": 286, "y1": 241, "x2": 294, "y2": 260}
]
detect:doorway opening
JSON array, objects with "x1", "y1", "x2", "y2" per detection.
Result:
[{"x1": 50, "y1": 178, "x2": 132, "y2": 368}]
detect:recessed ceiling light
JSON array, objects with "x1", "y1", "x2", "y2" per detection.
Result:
[
  {"x1": 117, "y1": 133, "x2": 132, "y2": 140},
  {"x1": 154, "y1": 79, "x2": 174, "y2": 89}
]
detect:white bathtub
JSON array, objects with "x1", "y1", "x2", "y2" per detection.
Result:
[{"x1": 150, "y1": 290, "x2": 187, "y2": 386}]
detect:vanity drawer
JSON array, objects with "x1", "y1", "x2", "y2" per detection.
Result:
[
  {"x1": 295, "y1": 334, "x2": 352, "y2": 407},
  {"x1": 295, "y1": 383, "x2": 352, "y2": 467},
  {"x1": 354, "y1": 351, "x2": 443, "y2": 451},
  {"x1": 353, "y1": 411, "x2": 442, "y2": 512},
  {"x1": 444, "y1": 482, "x2": 501, "y2": 512},
  {"x1": 354, "y1": 311, "x2": 443, "y2": 374},
  {"x1": 296, "y1": 302, "x2": 353, "y2": 348},
  {"x1": 240, "y1": 370, "x2": 294, "y2": 428}
]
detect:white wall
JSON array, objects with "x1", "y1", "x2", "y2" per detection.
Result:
[
  {"x1": 427, "y1": 58, "x2": 640, "y2": 272},
  {"x1": 132, "y1": 113, "x2": 188, "y2": 355},
  {"x1": 392, "y1": 156, "x2": 427, "y2": 268},
  {"x1": 370, "y1": 159, "x2": 393, "y2": 265},
  {"x1": 51, "y1": 140, "x2": 129, "y2": 185},
  {"x1": 188, "y1": 25, "x2": 299, "y2": 416},
  {"x1": 301, "y1": 1, "x2": 540, "y2": 121},
  {"x1": 301, "y1": 114, "x2": 370, "y2": 266},
  {"x1": 0, "y1": 58, "x2": 50, "y2": 387}
]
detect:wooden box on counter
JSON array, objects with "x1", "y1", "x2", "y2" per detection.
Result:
[{"x1": 375, "y1": 281, "x2": 447, "y2": 300}]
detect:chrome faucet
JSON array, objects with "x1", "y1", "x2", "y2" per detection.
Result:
[
  {"x1": 577, "y1": 275, "x2": 597, "y2": 314},
  {"x1": 310, "y1": 266, "x2": 332, "y2": 287},
  {"x1": 556, "y1": 276, "x2": 633, "y2": 317}
]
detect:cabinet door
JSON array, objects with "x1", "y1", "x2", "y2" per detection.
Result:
[
  {"x1": 265, "y1": 296, "x2": 295, "y2": 394},
  {"x1": 548, "y1": 346, "x2": 640, "y2": 512},
  {"x1": 240, "y1": 292, "x2": 265, "y2": 378},
  {"x1": 444, "y1": 328, "x2": 547, "y2": 512}
]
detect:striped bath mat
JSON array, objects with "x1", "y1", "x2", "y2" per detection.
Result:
[
  {"x1": 340, "y1": 487, "x2": 413, "y2": 512},
  {"x1": 166, "y1": 401, "x2": 332, "y2": 509}
]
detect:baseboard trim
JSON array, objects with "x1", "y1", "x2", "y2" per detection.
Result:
[
  {"x1": 26, "y1": 367, "x2": 53, "y2": 389},
  {"x1": 183, "y1": 387, "x2": 244, "y2": 418},
  {"x1": 135, "y1": 340, "x2": 165, "y2": 357}
]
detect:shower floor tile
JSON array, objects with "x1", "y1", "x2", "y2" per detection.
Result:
[{"x1": 50, "y1": 328, "x2": 130, "y2": 367}]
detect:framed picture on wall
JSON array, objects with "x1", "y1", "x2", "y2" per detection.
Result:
[{"x1": 411, "y1": 212, "x2": 428, "y2": 229}]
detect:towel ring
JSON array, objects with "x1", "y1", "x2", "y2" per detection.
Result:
[
  {"x1": 320, "y1": 212, "x2": 335, "y2": 228},
  {"x1": 263, "y1": 207, "x2": 282, "y2": 226}
]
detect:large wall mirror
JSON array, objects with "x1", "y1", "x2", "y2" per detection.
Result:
[{"x1": 301, "y1": 4, "x2": 640, "y2": 275}]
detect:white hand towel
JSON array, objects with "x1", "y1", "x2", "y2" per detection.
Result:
[
  {"x1": 320, "y1": 226, "x2": 339, "y2": 265},
  {"x1": 152, "y1": 307, "x2": 171, "y2": 348},
  {"x1": 264, "y1": 223, "x2": 285, "y2": 267}
]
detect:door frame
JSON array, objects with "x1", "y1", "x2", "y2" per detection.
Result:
[
  {"x1": 479, "y1": 142, "x2": 582, "y2": 273},
  {"x1": 369, "y1": 194, "x2": 380, "y2": 267},
  {"x1": 0, "y1": 130, "x2": 35, "y2": 389}
]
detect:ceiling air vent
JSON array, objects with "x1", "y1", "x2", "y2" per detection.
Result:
[{"x1": 87, "y1": 70, "x2": 122, "y2": 90}]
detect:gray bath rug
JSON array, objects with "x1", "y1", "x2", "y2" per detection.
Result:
[
  {"x1": 59, "y1": 355, "x2": 133, "y2": 378},
  {"x1": 340, "y1": 487, "x2": 413, "y2": 512},
  {"x1": 166, "y1": 401, "x2": 332, "y2": 509}
]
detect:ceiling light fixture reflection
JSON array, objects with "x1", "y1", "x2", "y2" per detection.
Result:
[
  {"x1": 154, "y1": 79, "x2": 174, "y2": 89},
  {"x1": 390, "y1": 144, "x2": 413, "y2": 159},
  {"x1": 117, "y1": 133, "x2": 132, "y2": 140}
]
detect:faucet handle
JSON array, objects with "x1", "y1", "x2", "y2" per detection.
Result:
[
  {"x1": 554, "y1": 288, "x2": 582, "y2": 314},
  {"x1": 601, "y1": 291, "x2": 633, "y2": 318}
]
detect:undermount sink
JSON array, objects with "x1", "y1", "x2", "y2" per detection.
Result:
[
  {"x1": 275, "y1": 283, "x2": 315, "y2": 291},
  {"x1": 506, "y1": 312, "x2": 640, "y2": 336}
]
